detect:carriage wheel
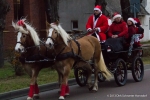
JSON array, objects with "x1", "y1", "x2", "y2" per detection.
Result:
[
  {"x1": 114, "y1": 58, "x2": 127, "y2": 86},
  {"x1": 98, "y1": 72, "x2": 106, "y2": 82},
  {"x1": 74, "y1": 68, "x2": 87, "y2": 87},
  {"x1": 132, "y1": 57, "x2": 144, "y2": 82}
]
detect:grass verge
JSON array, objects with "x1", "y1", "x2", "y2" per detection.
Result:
[
  {"x1": 0, "y1": 62, "x2": 74, "y2": 93},
  {"x1": 0, "y1": 47, "x2": 150, "y2": 93}
]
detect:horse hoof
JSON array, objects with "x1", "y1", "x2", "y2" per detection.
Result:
[
  {"x1": 92, "y1": 86, "x2": 98, "y2": 92},
  {"x1": 88, "y1": 86, "x2": 93, "y2": 91},
  {"x1": 33, "y1": 94, "x2": 40, "y2": 99},
  {"x1": 91, "y1": 90, "x2": 97, "y2": 93},
  {"x1": 27, "y1": 97, "x2": 33, "y2": 100},
  {"x1": 58, "y1": 96, "x2": 65, "y2": 100},
  {"x1": 65, "y1": 93, "x2": 70, "y2": 97}
]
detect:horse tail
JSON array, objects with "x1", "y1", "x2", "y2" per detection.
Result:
[{"x1": 97, "y1": 52, "x2": 113, "y2": 80}]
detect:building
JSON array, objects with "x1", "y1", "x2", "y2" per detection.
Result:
[
  {"x1": 4, "y1": 0, "x2": 46, "y2": 51},
  {"x1": 4, "y1": 0, "x2": 150, "y2": 51}
]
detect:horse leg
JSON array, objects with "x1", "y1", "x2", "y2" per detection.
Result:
[
  {"x1": 85, "y1": 64, "x2": 93, "y2": 91},
  {"x1": 23, "y1": 65, "x2": 32, "y2": 77},
  {"x1": 57, "y1": 71, "x2": 63, "y2": 94},
  {"x1": 33, "y1": 82, "x2": 40, "y2": 99},
  {"x1": 27, "y1": 67, "x2": 40, "y2": 100},
  {"x1": 91, "y1": 61, "x2": 100, "y2": 92},
  {"x1": 59, "y1": 65, "x2": 71, "y2": 100}
]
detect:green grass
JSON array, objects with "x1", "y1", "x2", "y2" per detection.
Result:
[
  {"x1": 0, "y1": 62, "x2": 74, "y2": 93},
  {"x1": 0, "y1": 46, "x2": 150, "y2": 93},
  {"x1": 141, "y1": 40, "x2": 150, "y2": 44},
  {"x1": 142, "y1": 57, "x2": 150, "y2": 64}
]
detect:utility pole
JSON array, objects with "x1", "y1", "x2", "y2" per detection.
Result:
[{"x1": 0, "y1": 0, "x2": 10, "y2": 67}]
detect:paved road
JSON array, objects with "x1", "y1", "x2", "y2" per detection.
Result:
[{"x1": 11, "y1": 68, "x2": 150, "y2": 100}]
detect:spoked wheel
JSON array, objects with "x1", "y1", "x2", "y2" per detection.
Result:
[
  {"x1": 114, "y1": 58, "x2": 127, "y2": 86},
  {"x1": 74, "y1": 68, "x2": 87, "y2": 87},
  {"x1": 132, "y1": 57, "x2": 144, "y2": 82},
  {"x1": 98, "y1": 72, "x2": 106, "y2": 82}
]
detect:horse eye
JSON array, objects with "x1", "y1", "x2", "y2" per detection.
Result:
[
  {"x1": 23, "y1": 35, "x2": 26, "y2": 38},
  {"x1": 55, "y1": 32, "x2": 57, "y2": 34}
]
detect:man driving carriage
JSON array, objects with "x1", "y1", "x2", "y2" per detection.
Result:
[{"x1": 86, "y1": 5, "x2": 109, "y2": 43}]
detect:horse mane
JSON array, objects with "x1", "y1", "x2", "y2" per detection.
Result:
[
  {"x1": 12, "y1": 19, "x2": 40, "y2": 45},
  {"x1": 50, "y1": 23, "x2": 71, "y2": 46}
]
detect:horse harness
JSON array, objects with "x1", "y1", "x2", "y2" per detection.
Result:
[{"x1": 52, "y1": 39, "x2": 95, "y2": 69}]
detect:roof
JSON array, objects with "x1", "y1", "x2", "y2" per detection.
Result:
[
  {"x1": 105, "y1": 0, "x2": 122, "y2": 16},
  {"x1": 138, "y1": 4, "x2": 149, "y2": 15},
  {"x1": 104, "y1": 0, "x2": 149, "y2": 16}
]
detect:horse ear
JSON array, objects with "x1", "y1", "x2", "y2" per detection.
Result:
[
  {"x1": 55, "y1": 20, "x2": 59, "y2": 26},
  {"x1": 46, "y1": 21, "x2": 50, "y2": 28},
  {"x1": 12, "y1": 21, "x2": 16, "y2": 28}
]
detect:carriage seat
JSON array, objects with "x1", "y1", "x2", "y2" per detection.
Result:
[{"x1": 102, "y1": 37, "x2": 125, "y2": 52}]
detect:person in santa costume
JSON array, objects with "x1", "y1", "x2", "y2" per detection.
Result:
[
  {"x1": 108, "y1": 12, "x2": 128, "y2": 39},
  {"x1": 86, "y1": 5, "x2": 109, "y2": 43},
  {"x1": 134, "y1": 18, "x2": 144, "y2": 40},
  {"x1": 126, "y1": 17, "x2": 137, "y2": 44},
  {"x1": 127, "y1": 17, "x2": 144, "y2": 47}
]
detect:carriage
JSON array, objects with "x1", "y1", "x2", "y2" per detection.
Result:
[
  {"x1": 74, "y1": 33, "x2": 144, "y2": 87},
  {"x1": 12, "y1": 19, "x2": 144, "y2": 100}
]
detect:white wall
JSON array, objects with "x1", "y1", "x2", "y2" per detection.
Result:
[
  {"x1": 140, "y1": 15, "x2": 150, "y2": 41},
  {"x1": 141, "y1": 0, "x2": 150, "y2": 41}
]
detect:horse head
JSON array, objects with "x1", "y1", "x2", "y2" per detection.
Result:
[
  {"x1": 12, "y1": 19, "x2": 40, "y2": 53},
  {"x1": 45, "y1": 21, "x2": 71, "y2": 48}
]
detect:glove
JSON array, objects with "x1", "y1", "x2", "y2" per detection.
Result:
[{"x1": 87, "y1": 28, "x2": 92, "y2": 32}]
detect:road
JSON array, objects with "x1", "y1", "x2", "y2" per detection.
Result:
[{"x1": 11, "y1": 67, "x2": 150, "y2": 100}]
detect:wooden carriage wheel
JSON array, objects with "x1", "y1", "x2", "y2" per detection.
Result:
[{"x1": 114, "y1": 58, "x2": 127, "y2": 86}]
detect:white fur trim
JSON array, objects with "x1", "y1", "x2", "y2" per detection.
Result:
[
  {"x1": 108, "y1": 19, "x2": 112, "y2": 26},
  {"x1": 113, "y1": 14, "x2": 121, "y2": 20},
  {"x1": 94, "y1": 8, "x2": 101, "y2": 12},
  {"x1": 97, "y1": 27, "x2": 101, "y2": 32},
  {"x1": 94, "y1": 8, "x2": 102, "y2": 13},
  {"x1": 128, "y1": 18, "x2": 136, "y2": 24},
  {"x1": 87, "y1": 28, "x2": 92, "y2": 31},
  {"x1": 92, "y1": 33, "x2": 100, "y2": 41}
]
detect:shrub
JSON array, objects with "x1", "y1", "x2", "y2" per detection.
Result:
[
  {"x1": 6, "y1": 47, "x2": 24, "y2": 76},
  {"x1": 143, "y1": 47, "x2": 150, "y2": 57}
]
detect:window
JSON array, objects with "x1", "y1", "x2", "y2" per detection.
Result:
[
  {"x1": 13, "y1": 0, "x2": 24, "y2": 20},
  {"x1": 71, "y1": 20, "x2": 78, "y2": 30}
]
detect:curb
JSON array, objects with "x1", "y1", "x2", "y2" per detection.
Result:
[
  {"x1": 0, "y1": 78, "x2": 76, "y2": 100},
  {"x1": 0, "y1": 65, "x2": 150, "y2": 100}
]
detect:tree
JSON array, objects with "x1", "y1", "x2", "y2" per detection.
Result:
[
  {"x1": 120, "y1": 0, "x2": 131, "y2": 21},
  {"x1": 44, "y1": 0, "x2": 59, "y2": 23},
  {"x1": 0, "y1": 0, "x2": 10, "y2": 67},
  {"x1": 120, "y1": 0, "x2": 143, "y2": 21},
  {"x1": 95, "y1": 0, "x2": 107, "y2": 15}
]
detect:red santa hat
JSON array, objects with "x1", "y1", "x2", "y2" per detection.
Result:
[
  {"x1": 134, "y1": 18, "x2": 141, "y2": 25},
  {"x1": 94, "y1": 5, "x2": 102, "y2": 13},
  {"x1": 112, "y1": 12, "x2": 122, "y2": 20},
  {"x1": 128, "y1": 17, "x2": 136, "y2": 24}
]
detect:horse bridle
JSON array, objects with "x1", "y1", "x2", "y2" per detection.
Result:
[{"x1": 46, "y1": 29, "x2": 64, "y2": 47}]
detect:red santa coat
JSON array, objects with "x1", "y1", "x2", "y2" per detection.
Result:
[
  {"x1": 108, "y1": 21, "x2": 128, "y2": 38},
  {"x1": 86, "y1": 14, "x2": 109, "y2": 41}
]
